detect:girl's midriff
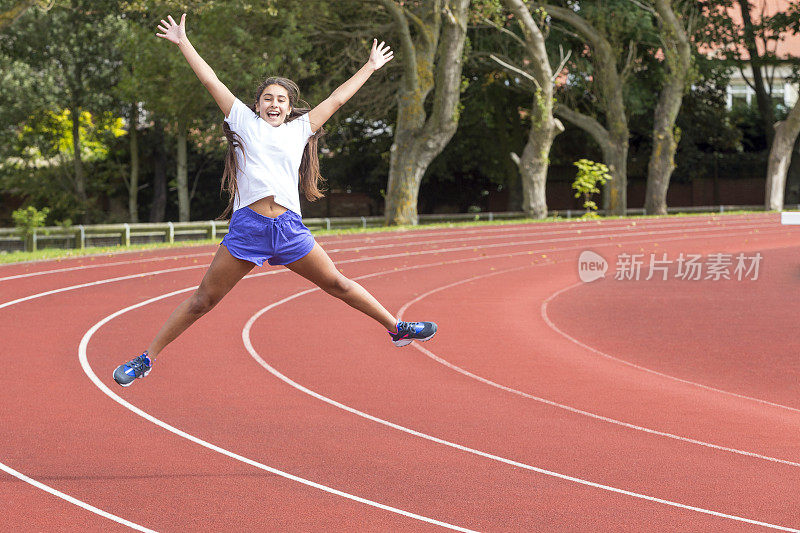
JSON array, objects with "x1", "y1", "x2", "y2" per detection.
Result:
[{"x1": 247, "y1": 195, "x2": 288, "y2": 218}]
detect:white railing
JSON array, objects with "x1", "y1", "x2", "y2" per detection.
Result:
[
  {"x1": 0, "y1": 205, "x2": 792, "y2": 253},
  {"x1": 0, "y1": 220, "x2": 227, "y2": 252}
]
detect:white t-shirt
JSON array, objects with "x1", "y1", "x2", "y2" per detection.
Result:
[{"x1": 224, "y1": 98, "x2": 313, "y2": 216}]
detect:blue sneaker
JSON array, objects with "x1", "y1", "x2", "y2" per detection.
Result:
[
  {"x1": 389, "y1": 321, "x2": 438, "y2": 347},
  {"x1": 113, "y1": 352, "x2": 152, "y2": 387}
]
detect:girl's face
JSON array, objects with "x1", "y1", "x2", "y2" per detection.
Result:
[{"x1": 256, "y1": 84, "x2": 292, "y2": 127}]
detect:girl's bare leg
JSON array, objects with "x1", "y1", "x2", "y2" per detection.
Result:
[
  {"x1": 146, "y1": 244, "x2": 255, "y2": 359},
  {"x1": 285, "y1": 243, "x2": 398, "y2": 332}
]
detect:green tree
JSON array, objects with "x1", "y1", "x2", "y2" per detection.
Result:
[
  {"x1": 0, "y1": 0, "x2": 126, "y2": 222},
  {"x1": 2, "y1": 109, "x2": 126, "y2": 221},
  {"x1": 538, "y1": 0, "x2": 655, "y2": 215},
  {"x1": 702, "y1": 0, "x2": 800, "y2": 209},
  {"x1": 482, "y1": 0, "x2": 565, "y2": 219},
  {"x1": 631, "y1": 0, "x2": 697, "y2": 215},
  {"x1": 380, "y1": 0, "x2": 471, "y2": 225}
]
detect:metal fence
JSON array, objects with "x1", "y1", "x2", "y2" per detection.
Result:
[{"x1": 0, "y1": 205, "x2": 785, "y2": 253}]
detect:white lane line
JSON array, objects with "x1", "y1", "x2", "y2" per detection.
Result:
[
  {"x1": 77, "y1": 294, "x2": 476, "y2": 533},
  {"x1": 0, "y1": 217, "x2": 615, "y2": 279},
  {"x1": 1, "y1": 221, "x2": 785, "y2": 311},
  {"x1": 0, "y1": 265, "x2": 208, "y2": 312},
  {"x1": 0, "y1": 251, "x2": 215, "y2": 282},
  {"x1": 322, "y1": 216, "x2": 776, "y2": 254},
  {"x1": 242, "y1": 278, "x2": 800, "y2": 531},
  {"x1": 541, "y1": 282, "x2": 800, "y2": 416},
  {"x1": 324, "y1": 221, "x2": 782, "y2": 265},
  {"x1": 0, "y1": 213, "x2": 774, "y2": 282},
  {"x1": 318, "y1": 212, "x2": 772, "y2": 247},
  {"x1": 1, "y1": 224, "x2": 791, "y2": 528},
  {"x1": 0, "y1": 461, "x2": 156, "y2": 532},
  {"x1": 393, "y1": 268, "x2": 800, "y2": 468}
]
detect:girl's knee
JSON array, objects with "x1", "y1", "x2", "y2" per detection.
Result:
[
  {"x1": 325, "y1": 276, "x2": 353, "y2": 298},
  {"x1": 187, "y1": 290, "x2": 218, "y2": 315}
]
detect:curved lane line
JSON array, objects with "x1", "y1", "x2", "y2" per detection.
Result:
[
  {"x1": 0, "y1": 223, "x2": 790, "y2": 528},
  {"x1": 242, "y1": 277, "x2": 800, "y2": 532},
  {"x1": 320, "y1": 216, "x2": 773, "y2": 254},
  {"x1": 0, "y1": 265, "x2": 208, "y2": 311},
  {"x1": 320, "y1": 213, "x2": 772, "y2": 248},
  {"x1": 0, "y1": 214, "x2": 775, "y2": 283},
  {"x1": 393, "y1": 268, "x2": 800, "y2": 467},
  {"x1": 2, "y1": 221, "x2": 785, "y2": 311},
  {"x1": 77, "y1": 291, "x2": 476, "y2": 533},
  {"x1": 541, "y1": 282, "x2": 800, "y2": 416},
  {"x1": 0, "y1": 251, "x2": 214, "y2": 282},
  {"x1": 0, "y1": 461, "x2": 155, "y2": 532}
]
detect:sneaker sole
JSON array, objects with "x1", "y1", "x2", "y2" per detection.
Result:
[{"x1": 393, "y1": 333, "x2": 436, "y2": 347}]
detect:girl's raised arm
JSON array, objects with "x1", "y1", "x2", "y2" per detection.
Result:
[
  {"x1": 308, "y1": 39, "x2": 394, "y2": 133},
  {"x1": 157, "y1": 14, "x2": 235, "y2": 117}
]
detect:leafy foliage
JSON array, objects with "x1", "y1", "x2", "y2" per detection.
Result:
[
  {"x1": 12, "y1": 205, "x2": 49, "y2": 235},
  {"x1": 16, "y1": 110, "x2": 126, "y2": 162},
  {"x1": 1, "y1": 0, "x2": 797, "y2": 225},
  {"x1": 572, "y1": 158, "x2": 611, "y2": 217}
]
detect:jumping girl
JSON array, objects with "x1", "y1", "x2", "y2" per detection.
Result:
[{"x1": 114, "y1": 14, "x2": 437, "y2": 387}]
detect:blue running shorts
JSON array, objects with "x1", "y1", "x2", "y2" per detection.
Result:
[{"x1": 221, "y1": 207, "x2": 316, "y2": 266}]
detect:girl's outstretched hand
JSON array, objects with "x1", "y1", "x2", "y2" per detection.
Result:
[
  {"x1": 156, "y1": 14, "x2": 187, "y2": 45},
  {"x1": 367, "y1": 39, "x2": 394, "y2": 70}
]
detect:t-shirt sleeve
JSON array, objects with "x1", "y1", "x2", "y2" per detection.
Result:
[
  {"x1": 224, "y1": 98, "x2": 251, "y2": 127},
  {"x1": 294, "y1": 113, "x2": 313, "y2": 143}
]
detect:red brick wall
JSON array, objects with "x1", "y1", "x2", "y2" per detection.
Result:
[
  {"x1": 487, "y1": 177, "x2": 766, "y2": 212},
  {"x1": 300, "y1": 192, "x2": 379, "y2": 218}
]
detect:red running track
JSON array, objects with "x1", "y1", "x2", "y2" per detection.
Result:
[{"x1": 1, "y1": 213, "x2": 800, "y2": 531}]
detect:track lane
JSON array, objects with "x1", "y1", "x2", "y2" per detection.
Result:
[
  {"x1": 75, "y1": 224, "x2": 800, "y2": 528},
  {"x1": 0, "y1": 213, "x2": 776, "y2": 283},
  {"x1": 234, "y1": 227, "x2": 800, "y2": 524},
  {"x1": 3, "y1": 213, "x2": 796, "y2": 528},
  {"x1": 0, "y1": 215, "x2": 778, "y2": 306},
  {"x1": 2, "y1": 274, "x2": 452, "y2": 531}
]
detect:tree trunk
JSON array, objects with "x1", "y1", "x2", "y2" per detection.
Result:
[
  {"x1": 503, "y1": 0, "x2": 564, "y2": 219},
  {"x1": 385, "y1": 136, "x2": 432, "y2": 224},
  {"x1": 644, "y1": 122, "x2": 678, "y2": 215},
  {"x1": 506, "y1": 166, "x2": 523, "y2": 212},
  {"x1": 503, "y1": 117, "x2": 523, "y2": 213},
  {"x1": 129, "y1": 102, "x2": 139, "y2": 223},
  {"x1": 382, "y1": 0, "x2": 470, "y2": 225},
  {"x1": 544, "y1": 3, "x2": 630, "y2": 215},
  {"x1": 71, "y1": 104, "x2": 87, "y2": 222},
  {"x1": 644, "y1": 0, "x2": 692, "y2": 215},
  {"x1": 517, "y1": 101, "x2": 563, "y2": 218},
  {"x1": 603, "y1": 136, "x2": 628, "y2": 214},
  {"x1": 150, "y1": 121, "x2": 167, "y2": 222},
  {"x1": 176, "y1": 125, "x2": 190, "y2": 222},
  {"x1": 737, "y1": 0, "x2": 775, "y2": 147},
  {"x1": 765, "y1": 100, "x2": 800, "y2": 210},
  {"x1": 518, "y1": 144, "x2": 549, "y2": 218},
  {"x1": 602, "y1": 86, "x2": 629, "y2": 215}
]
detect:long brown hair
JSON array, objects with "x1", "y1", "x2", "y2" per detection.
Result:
[{"x1": 219, "y1": 76, "x2": 326, "y2": 219}]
